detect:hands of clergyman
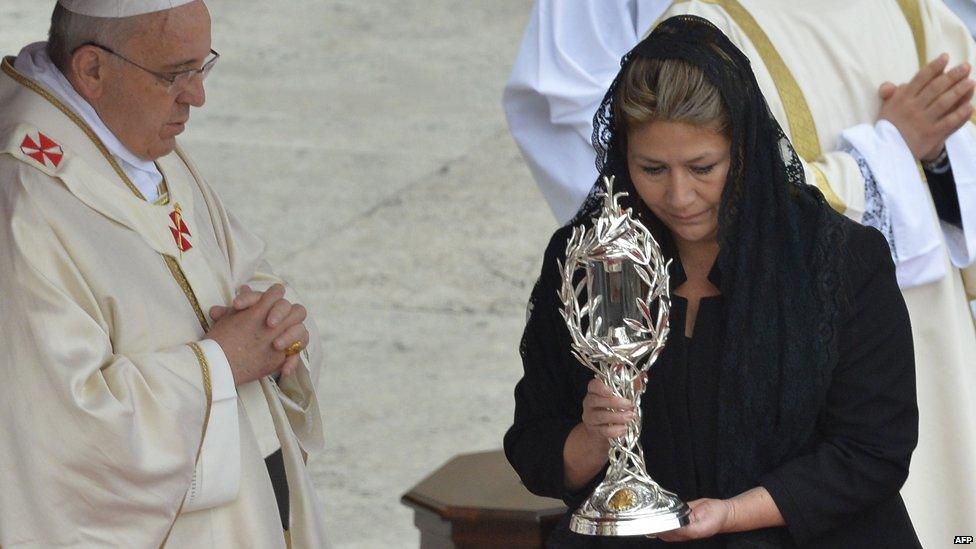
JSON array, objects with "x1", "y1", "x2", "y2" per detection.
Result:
[
  {"x1": 206, "y1": 283, "x2": 309, "y2": 385},
  {"x1": 878, "y1": 52, "x2": 975, "y2": 162}
]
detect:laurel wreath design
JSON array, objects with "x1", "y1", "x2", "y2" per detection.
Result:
[{"x1": 557, "y1": 175, "x2": 672, "y2": 489}]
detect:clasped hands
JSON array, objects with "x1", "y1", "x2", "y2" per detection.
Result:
[
  {"x1": 205, "y1": 283, "x2": 309, "y2": 386},
  {"x1": 878, "y1": 52, "x2": 975, "y2": 162}
]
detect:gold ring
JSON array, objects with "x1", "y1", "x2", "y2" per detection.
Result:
[{"x1": 285, "y1": 341, "x2": 304, "y2": 356}]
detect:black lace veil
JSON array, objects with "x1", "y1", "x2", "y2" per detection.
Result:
[{"x1": 528, "y1": 15, "x2": 847, "y2": 544}]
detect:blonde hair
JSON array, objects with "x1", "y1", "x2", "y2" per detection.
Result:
[{"x1": 615, "y1": 57, "x2": 729, "y2": 135}]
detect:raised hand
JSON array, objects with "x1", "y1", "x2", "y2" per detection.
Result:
[{"x1": 878, "y1": 53, "x2": 975, "y2": 161}]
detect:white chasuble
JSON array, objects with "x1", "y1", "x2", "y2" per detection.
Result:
[
  {"x1": 0, "y1": 58, "x2": 328, "y2": 548},
  {"x1": 657, "y1": 0, "x2": 976, "y2": 544}
]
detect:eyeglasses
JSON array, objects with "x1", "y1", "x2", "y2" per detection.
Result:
[{"x1": 81, "y1": 42, "x2": 219, "y2": 94}]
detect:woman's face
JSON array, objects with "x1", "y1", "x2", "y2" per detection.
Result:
[{"x1": 626, "y1": 120, "x2": 731, "y2": 248}]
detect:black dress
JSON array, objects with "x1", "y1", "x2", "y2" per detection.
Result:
[{"x1": 504, "y1": 222, "x2": 920, "y2": 548}]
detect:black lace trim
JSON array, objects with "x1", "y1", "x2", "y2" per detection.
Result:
[{"x1": 848, "y1": 147, "x2": 898, "y2": 261}]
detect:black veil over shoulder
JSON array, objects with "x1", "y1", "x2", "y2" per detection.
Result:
[{"x1": 534, "y1": 15, "x2": 849, "y2": 545}]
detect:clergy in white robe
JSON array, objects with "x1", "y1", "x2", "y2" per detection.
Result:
[
  {"x1": 504, "y1": 0, "x2": 976, "y2": 544},
  {"x1": 0, "y1": 2, "x2": 328, "y2": 547},
  {"x1": 502, "y1": 0, "x2": 672, "y2": 223}
]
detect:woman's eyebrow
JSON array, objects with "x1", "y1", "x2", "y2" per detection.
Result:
[
  {"x1": 685, "y1": 153, "x2": 715, "y2": 163},
  {"x1": 634, "y1": 152, "x2": 717, "y2": 163}
]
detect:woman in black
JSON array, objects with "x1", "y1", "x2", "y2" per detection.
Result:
[{"x1": 504, "y1": 16, "x2": 920, "y2": 548}]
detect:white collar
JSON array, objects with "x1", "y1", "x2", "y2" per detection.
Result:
[{"x1": 13, "y1": 42, "x2": 162, "y2": 202}]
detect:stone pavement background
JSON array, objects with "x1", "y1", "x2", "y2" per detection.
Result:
[{"x1": 1, "y1": 1, "x2": 561, "y2": 547}]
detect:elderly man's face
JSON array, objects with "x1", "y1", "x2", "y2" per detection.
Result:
[{"x1": 95, "y1": 1, "x2": 212, "y2": 160}]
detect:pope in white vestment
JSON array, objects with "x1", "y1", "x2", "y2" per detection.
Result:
[
  {"x1": 505, "y1": 0, "x2": 976, "y2": 544},
  {"x1": 0, "y1": 3, "x2": 329, "y2": 547}
]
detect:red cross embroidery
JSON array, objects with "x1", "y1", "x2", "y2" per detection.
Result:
[
  {"x1": 20, "y1": 132, "x2": 63, "y2": 168},
  {"x1": 169, "y1": 204, "x2": 192, "y2": 253}
]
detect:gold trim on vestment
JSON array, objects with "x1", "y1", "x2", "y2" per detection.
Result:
[
  {"x1": 809, "y1": 166, "x2": 845, "y2": 213},
  {"x1": 1, "y1": 58, "x2": 171, "y2": 204},
  {"x1": 896, "y1": 0, "x2": 927, "y2": 69},
  {"x1": 892, "y1": 1, "x2": 954, "y2": 177},
  {"x1": 163, "y1": 255, "x2": 211, "y2": 332},
  {"x1": 702, "y1": 0, "x2": 820, "y2": 159},
  {"x1": 189, "y1": 342, "x2": 214, "y2": 432},
  {"x1": 665, "y1": 1, "x2": 847, "y2": 213},
  {"x1": 159, "y1": 342, "x2": 214, "y2": 548},
  {"x1": 890, "y1": 2, "x2": 976, "y2": 127}
]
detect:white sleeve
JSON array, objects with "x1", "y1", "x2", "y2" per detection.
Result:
[
  {"x1": 502, "y1": 0, "x2": 670, "y2": 224},
  {"x1": 841, "y1": 120, "x2": 946, "y2": 288},
  {"x1": 941, "y1": 126, "x2": 976, "y2": 268},
  {"x1": 183, "y1": 338, "x2": 240, "y2": 512}
]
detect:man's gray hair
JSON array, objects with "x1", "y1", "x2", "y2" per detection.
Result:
[{"x1": 46, "y1": 4, "x2": 143, "y2": 74}]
